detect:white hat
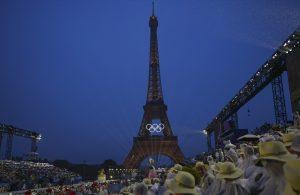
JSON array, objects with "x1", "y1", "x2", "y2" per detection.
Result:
[
  {"x1": 238, "y1": 134, "x2": 259, "y2": 142},
  {"x1": 224, "y1": 140, "x2": 236, "y2": 150},
  {"x1": 259, "y1": 134, "x2": 275, "y2": 142}
]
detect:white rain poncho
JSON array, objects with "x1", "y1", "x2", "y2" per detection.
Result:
[
  {"x1": 237, "y1": 145, "x2": 270, "y2": 194},
  {"x1": 243, "y1": 165, "x2": 269, "y2": 194},
  {"x1": 259, "y1": 160, "x2": 287, "y2": 195},
  {"x1": 225, "y1": 148, "x2": 239, "y2": 166},
  {"x1": 215, "y1": 179, "x2": 250, "y2": 195},
  {"x1": 241, "y1": 155, "x2": 257, "y2": 171},
  {"x1": 148, "y1": 182, "x2": 159, "y2": 195},
  {"x1": 206, "y1": 156, "x2": 217, "y2": 176},
  {"x1": 202, "y1": 176, "x2": 222, "y2": 195}
]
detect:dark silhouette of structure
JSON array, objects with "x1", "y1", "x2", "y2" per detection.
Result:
[
  {"x1": 205, "y1": 28, "x2": 300, "y2": 150},
  {"x1": 123, "y1": 3, "x2": 184, "y2": 168},
  {"x1": 271, "y1": 75, "x2": 287, "y2": 126},
  {"x1": 0, "y1": 124, "x2": 41, "y2": 160}
]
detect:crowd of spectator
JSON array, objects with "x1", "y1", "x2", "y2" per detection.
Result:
[
  {"x1": 1, "y1": 119, "x2": 300, "y2": 194},
  {"x1": 0, "y1": 160, "x2": 82, "y2": 192},
  {"x1": 116, "y1": 122, "x2": 300, "y2": 195}
]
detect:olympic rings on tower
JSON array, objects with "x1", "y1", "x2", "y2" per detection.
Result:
[{"x1": 146, "y1": 123, "x2": 165, "y2": 133}]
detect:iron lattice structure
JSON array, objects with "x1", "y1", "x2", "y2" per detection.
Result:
[
  {"x1": 123, "y1": 5, "x2": 184, "y2": 168},
  {"x1": 0, "y1": 124, "x2": 41, "y2": 160},
  {"x1": 271, "y1": 75, "x2": 288, "y2": 126},
  {"x1": 205, "y1": 28, "x2": 300, "y2": 148}
]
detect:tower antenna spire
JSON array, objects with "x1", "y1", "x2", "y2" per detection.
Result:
[{"x1": 152, "y1": 0, "x2": 155, "y2": 16}]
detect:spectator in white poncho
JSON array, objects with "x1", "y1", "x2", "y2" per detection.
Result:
[
  {"x1": 165, "y1": 171, "x2": 199, "y2": 195},
  {"x1": 283, "y1": 159, "x2": 300, "y2": 195},
  {"x1": 256, "y1": 141, "x2": 297, "y2": 195},
  {"x1": 202, "y1": 162, "x2": 222, "y2": 195},
  {"x1": 215, "y1": 161, "x2": 249, "y2": 195},
  {"x1": 239, "y1": 144, "x2": 269, "y2": 194}
]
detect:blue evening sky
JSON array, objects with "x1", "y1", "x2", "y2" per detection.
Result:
[{"x1": 0, "y1": 0, "x2": 299, "y2": 163}]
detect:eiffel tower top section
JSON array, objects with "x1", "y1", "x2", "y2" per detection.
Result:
[{"x1": 146, "y1": 1, "x2": 164, "y2": 104}]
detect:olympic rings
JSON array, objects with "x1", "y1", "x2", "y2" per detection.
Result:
[{"x1": 146, "y1": 123, "x2": 165, "y2": 133}]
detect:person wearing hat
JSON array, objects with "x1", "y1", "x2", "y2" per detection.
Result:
[
  {"x1": 202, "y1": 162, "x2": 222, "y2": 195},
  {"x1": 213, "y1": 162, "x2": 249, "y2": 195},
  {"x1": 237, "y1": 147, "x2": 246, "y2": 167},
  {"x1": 195, "y1": 161, "x2": 207, "y2": 182},
  {"x1": 237, "y1": 148, "x2": 244, "y2": 158},
  {"x1": 240, "y1": 145, "x2": 257, "y2": 172},
  {"x1": 173, "y1": 164, "x2": 183, "y2": 172},
  {"x1": 206, "y1": 155, "x2": 217, "y2": 175},
  {"x1": 224, "y1": 140, "x2": 236, "y2": 150},
  {"x1": 142, "y1": 178, "x2": 152, "y2": 189},
  {"x1": 256, "y1": 141, "x2": 296, "y2": 165},
  {"x1": 224, "y1": 148, "x2": 239, "y2": 166},
  {"x1": 143, "y1": 178, "x2": 156, "y2": 195},
  {"x1": 166, "y1": 164, "x2": 182, "y2": 180},
  {"x1": 282, "y1": 133, "x2": 296, "y2": 148},
  {"x1": 256, "y1": 141, "x2": 296, "y2": 195},
  {"x1": 283, "y1": 159, "x2": 300, "y2": 195},
  {"x1": 259, "y1": 134, "x2": 276, "y2": 142},
  {"x1": 237, "y1": 144, "x2": 269, "y2": 195},
  {"x1": 165, "y1": 171, "x2": 199, "y2": 195}
]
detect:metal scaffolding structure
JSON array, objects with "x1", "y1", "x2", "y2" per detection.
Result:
[
  {"x1": 205, "y1": 28, "x2": 300, "y2": 149},
  {"x1": 0, "y1": 124, "x2": 41, "y2": 160},
  {"x1": 271, "y1": 75, "x2": 288, "y2": 127}
]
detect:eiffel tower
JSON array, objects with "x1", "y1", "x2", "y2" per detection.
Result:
[{"x1": 123, "y1": 2, "x2": 185, "y2": 168}]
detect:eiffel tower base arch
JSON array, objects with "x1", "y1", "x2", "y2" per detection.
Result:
[{"x1": 123, "y1": 136, "x2": 184, "y2": 168}]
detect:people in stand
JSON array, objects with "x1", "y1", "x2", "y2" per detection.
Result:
[
  {"x1": 255, "y1": 141, "x2": 295, "y2": 195},
  {"x1": 126, "y1": 122, "x2": 299, "y2": 195},
  {"x1": 2, "y1": 121, "x2": 300, "y2": 195},
  {"x1": 0, "y1": 160, "x2": 81, "y2": 192}
]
